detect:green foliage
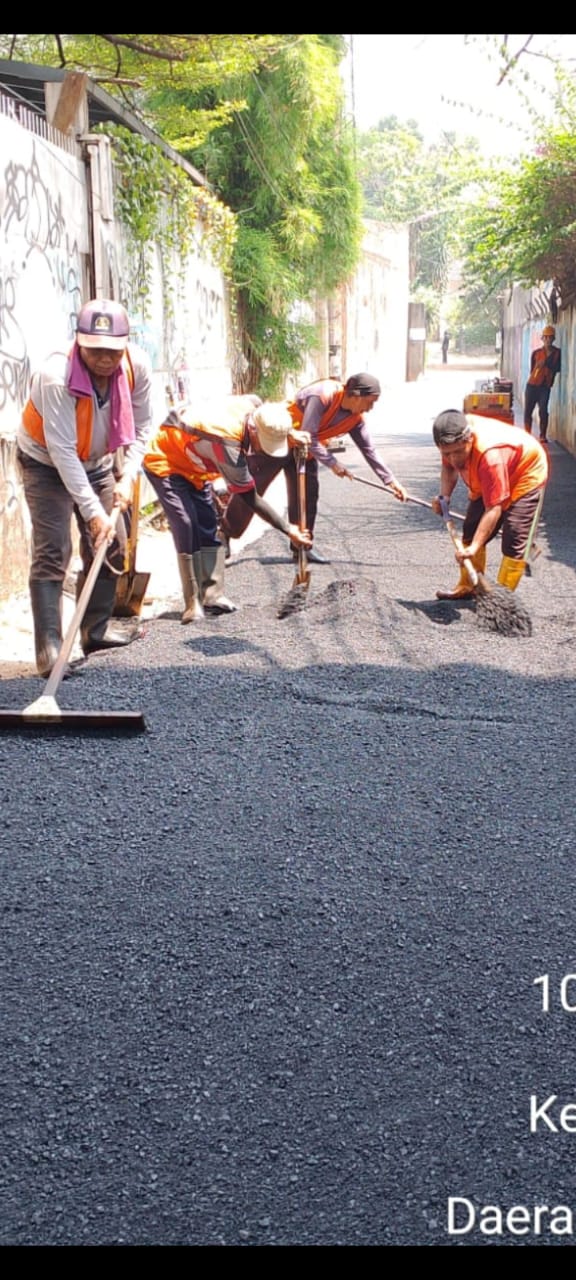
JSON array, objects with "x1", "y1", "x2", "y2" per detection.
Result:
[
  {"x1": 3, "y1": 33, "x2": 361, "y2": 386},
  {"x1": 1, "y1": 34, "x2": 289, "y2": 149},
  {"x1": 357, "y1": 117, "x2": 484, "y2": 332},
  {"x1": 460, "y1": 133, "x2": 576, "y2": 306},
  {"x1": 175, "y1": 34, "x2": 362, "y2": 392},
  {"x1": 447, "y1": 282, "x2": 501, "y2": 350},
  {"x1": 100, "y1": 124, "x2": 236, "y2": 315}
]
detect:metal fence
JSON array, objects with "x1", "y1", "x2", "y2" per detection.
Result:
[{"x1": 0, "y1": 87, "x2": 77, "y2": 155}]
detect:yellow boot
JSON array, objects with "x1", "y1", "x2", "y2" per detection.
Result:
[
  {"x1": 497, "y1": 555, "x2": 526, "y2": 592},
  {"x1": 436, "y1": 546, "x2": 486, "y2": 600}
]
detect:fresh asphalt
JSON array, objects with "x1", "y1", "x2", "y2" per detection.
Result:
[{"x1": 2, "y1": 364, "x2": 576, "y2": 1247}]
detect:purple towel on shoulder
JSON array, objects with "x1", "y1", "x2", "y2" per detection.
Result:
[{"x1": 67, "y1": 344, "x2": 136, "y2": 451}]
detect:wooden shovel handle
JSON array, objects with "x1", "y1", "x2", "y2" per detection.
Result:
[
  {"x1": 43, "y1": 508, "x2": 123, "y2": 699},
  {"x1": 295, "y1": 444, "x2": 309, "y2": 584},
  {"x1": 445, "y1": 518, "x2": 479, "y2": 588}
]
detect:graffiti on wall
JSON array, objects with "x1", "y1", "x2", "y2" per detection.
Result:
[
  {"x1": 2, "y1": 144, "x2": 83, "y2": 331},
  {"x1": 0, "y1": 275, "x2": 30, "y2": 412},
  {"x1": 0, "y1": 435, "x2": 19, "y2": 517},
  {"x1": 0, "y1": 133, "x2": 86, "y2": 424},
  {"x1": 195, "y1": 280, "x2": 222, "y2": 351}
]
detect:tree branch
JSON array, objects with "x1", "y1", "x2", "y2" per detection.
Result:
[
  {"x1": 55, "y1": 34, "x2": 67, "y2": 68},
  {"x1": 96, "y1": 34, "x2": 188, "y2": 62},
  {"x1": 497, "y1": 35, "x2": 535, "y2": 85}
]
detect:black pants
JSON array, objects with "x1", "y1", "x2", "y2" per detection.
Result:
[
  {"x1": 144, "y1": 468, "x2": 219, "y2": 554},
  {"x1": 224, "y1": 451, "x2": 319, "y2": 539},
  {"x1": 524, "y1": 383, "x2": 551, "y2": 436},
  {"x1": 463, "y1": 488, "x2": 545, "y2": 559},
  {"x1": 17, "y1": 450, "x2": 125, "y2": 581}
]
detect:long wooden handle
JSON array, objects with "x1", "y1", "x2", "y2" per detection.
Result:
[
  {"x1": 43, "y1": 508, "x2": 123, "y2": 699},
  {"x1": 125, "y1": 474, "x2": 141, "y2": 576},
  {"x1": 445, "y1": 518, "x2": 478, "y2": 587},
  {"x1": 295, "y1": 444, "x2": 309, "y2": 584},
  {"x1": 350, "y1": 474, "x2": 466, "y2": 520}
]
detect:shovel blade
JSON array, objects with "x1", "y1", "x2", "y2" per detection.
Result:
[
  {"x1": 113, "y1": 571, "x2": 151, "y2": 618},
  {"x1": 277, "y1": 567, "x2": 312, "y2": 619}
]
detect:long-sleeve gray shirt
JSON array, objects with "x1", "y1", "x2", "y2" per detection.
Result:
[
  {"x1": 299, "y1": 395, "x2": 397, "y2": 486},
  {"x1": 17, "y1": 344, "x2": 153, "y2": 522}
]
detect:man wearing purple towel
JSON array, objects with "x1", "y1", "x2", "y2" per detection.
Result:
[{"x1": 17, "y1": 299, "x2": 153, "y2": 675}]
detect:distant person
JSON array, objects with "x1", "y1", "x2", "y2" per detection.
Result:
[
  {"x1": 441, "y1": 330, "x2": 450, "y2": 364},
  {"x1": 524, "y1": 324, "x2": 561, "y2": 444}
]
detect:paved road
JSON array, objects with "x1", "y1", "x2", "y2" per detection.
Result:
[{"x1": 2, "y1": 368, "x2": 576, "y2": 1247}]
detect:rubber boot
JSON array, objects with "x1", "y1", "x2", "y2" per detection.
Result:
[
  {"x1": 29, "y1": 580, "x2": 63, "y2": 678},
  {"x1": 199, "y1": 546, "x2": 238, "y2": 613},
  {"x1": 436, "y1": 547, "x2": 486, "y2": 600},
  {"x1": 78, "y1": 573, "x2": 141, "y2": 654},
  {"x1": 177, "y1": 553, "x2": 205, "y2": 624},
  {"x1": 497, "y1": 555, "x2": 526, "y2": 592}
]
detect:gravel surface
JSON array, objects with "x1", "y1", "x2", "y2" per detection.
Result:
[{"x1": 2, "y1": 379, "x2": 576, "y2": 1247}]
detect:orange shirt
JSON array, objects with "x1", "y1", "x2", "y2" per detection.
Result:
[{"x1": 452, "y1": 416, "x2": 548, "y2": 509}]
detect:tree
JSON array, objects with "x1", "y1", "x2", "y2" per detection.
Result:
[
  {"x1": 460, "y1": 131, "x2": 576, "y2": 309},
  {"x1": 0, "y1": 34, "x2": 292, "y2": 148},
  {"x1": 4, "y1": 34, "x2": 362, "y2": 391},
  {"x1": 356, "y1": 118, "x2": 484, "y2": 334},
  {"x1": 171, "y1": 34, "x2": 362, "y2": 393}
]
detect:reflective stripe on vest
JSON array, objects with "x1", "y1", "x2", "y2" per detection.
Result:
[
  {"x1": 287, "y1": 379, "x2": 363, "y2": 442},
  {"x1": 143, "y1": 424, "x2": 217, "y2": 488},
  {"x1": 21, "y1": 349, "x2": 135, "y2": 461}
]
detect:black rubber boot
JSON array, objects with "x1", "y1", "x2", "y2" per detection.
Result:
[
  {"x1": 29, "y1": 580, "x2": 63, "y2": 678},
  {"x1": 78, "y1": 574, "x2": 142, "y2": 655}
]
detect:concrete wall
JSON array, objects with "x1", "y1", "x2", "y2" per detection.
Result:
[
  {"x1": 0, "y1": 106, "x2": 232, "y2": 600},
  {"x1": 342, "y1": 220, "x2": 409, "y2": 388},
  {"x1": 0, "y1": 113, "x2": 90, "y2": 594}
]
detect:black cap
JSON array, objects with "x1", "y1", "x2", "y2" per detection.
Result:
[
  {"x1": 433, "y1": 409, "x2": 471, "y2": 446},
  {"x1": 345, "y1": 372, "x2": 381, "y2": 396}
]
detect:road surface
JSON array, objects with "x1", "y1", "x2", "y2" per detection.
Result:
[{"x1": 2, "y1": 367, "x2": 576, "y2": 1247}]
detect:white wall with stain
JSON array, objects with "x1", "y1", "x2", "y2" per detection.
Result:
[{"x1": 0, "y1": 108, "x2": 233, "y2": 598}]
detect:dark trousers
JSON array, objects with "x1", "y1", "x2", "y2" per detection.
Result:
[
  {"x1": 17, "y1": 450, "x2": 125, "y2": 581},
  {"x1": 144, "y1": 468, "x2": 219, "y2": 553},
  {"x1": 524, "y1": 383, "x2": 551, "y2": 435},
  {"x1": 224, "y1": 451, "x2": 319, "y2": 539},
  {"x1": 463, "y1": 488, "x2": 545, "y2": 559}
]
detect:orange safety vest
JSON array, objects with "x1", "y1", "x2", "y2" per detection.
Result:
[
  {"x1": 287, "y1": 380, "x2": 364, "y2": 444},
  {"x1": 144, "y1": 396, "x2": 254, "y2": 488},
  {"x1": 143, "y1": 424, "x2": 218, "y2": 489},
  {"x1": 527, "y1": 345, "x2": 561, "y2": 389},
  {"x1": 465, "y1": 415, "x2": 548, "y2": 507},
  {"x1": 21, "y1": 348, "x2": 135, "y2": 461}
]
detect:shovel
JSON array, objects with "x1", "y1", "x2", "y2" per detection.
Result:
[
  {"x1": 0, "y1": 507, "x2": 146, "y2": 732},
  {"x1": 113, "y1": 475, "x2": 151, "y2": 618},
  {"x1": 277, "y1": 444, "x2": 311, "y2": 619},
  {"x1": 350, "y1": 473, "x2": 466, "y2": 520},
  {"x1": 439, "y1": 498, "x2": 532, "y2": 638}
]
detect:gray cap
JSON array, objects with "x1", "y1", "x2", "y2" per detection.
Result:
[
  {"x1": 433, "y1": 409, "x2": 471, "y2": 446},
  {"x1": 76, "y1": 299, "x2": 130, "y2": 350}
]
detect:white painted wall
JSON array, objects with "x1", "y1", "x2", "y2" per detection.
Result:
[
  {"x1": 0, "y1": 112, "x2": 89, "y2": 432},
  {"x1": 0, "y1": 108, "x2": 234, "y2": 596},
  {"x1": 344, "y1": 220, "x2": 410, "y2": 387}
]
